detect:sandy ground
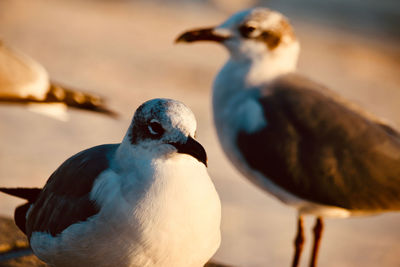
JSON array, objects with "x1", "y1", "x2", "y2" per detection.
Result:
[{"x1": 0, "y1": 0, "x2": 400, "y2": 266}]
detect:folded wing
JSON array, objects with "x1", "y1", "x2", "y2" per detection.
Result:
[{"x1": 237, "y1": 73, "x2": 400, "y2": 211}]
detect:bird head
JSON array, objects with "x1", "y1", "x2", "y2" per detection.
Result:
[
  {"x1": 123, "y1": 98, "x2": 207, "y2": 166},
  {"x1": 176, "y1": 8, "x2": 299, "y2": 62}
]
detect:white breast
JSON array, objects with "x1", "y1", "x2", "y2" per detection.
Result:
[
  {"x1": 125, "y1": 155, "x2": 221, "y2": 267},
  {"x1": 30, "y1": 155, "x2": 221, "y2": 267}
]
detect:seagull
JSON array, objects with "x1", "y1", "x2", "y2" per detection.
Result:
[
  {"x1": 176, "y1": 7, "x2": 400, "y2": 267},
  {"x1": 0, "y1": 41, "x2": 116, "y2": 120},
  {"x1": 0, "y1": 98, "x2": 221, "y2": 267}
]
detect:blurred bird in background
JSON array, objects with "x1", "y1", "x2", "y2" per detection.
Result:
[{"x1": 0, "y1": 41, "x2": 117, "y2": 120}]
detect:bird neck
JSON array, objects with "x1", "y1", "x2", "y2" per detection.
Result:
[
  {"x1": 114, "y1": 139, "x2": 152, "y2": 174},
  {"x1": 213, "y1": 41, "x2": 299, "y2": 105}
]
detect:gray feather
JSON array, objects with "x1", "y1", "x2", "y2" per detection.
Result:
[{"x1": 237, "y1": 73, "x2": 400, "y2": 211}]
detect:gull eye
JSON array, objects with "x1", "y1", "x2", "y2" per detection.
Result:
[
  {"x1": 148, "y1": 120, "x2": 165, "y2": 136},
  {"x1": 239, "y1": 24, "x2": 257, "y2": 38}
]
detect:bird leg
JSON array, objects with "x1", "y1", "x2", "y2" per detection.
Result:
[
  {"x1": 292, "y1": 215, "x2": 304, "y2": 267},
  {"x1": 309, "y1": 217, "x2": 324, "y2": 267}
]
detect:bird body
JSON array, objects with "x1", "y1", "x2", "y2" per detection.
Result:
[
  {"x1": 215, "y1": 71, "x2": 400, "y2": 217},
  {"x1": 178, "y1": 7, "x2": 400, "y2": 216},
  {"x1": 176, "y1": 7, "x2": 400, "y2": 266},
  {"x1": 30, "y1": 145, "x2": 220, "y2": 267},
  {"x1": 1, "y1": 99, "x2": 221, "y2": 267}
]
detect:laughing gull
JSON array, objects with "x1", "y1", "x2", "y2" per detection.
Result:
[
  {"x1": 176, "y1": 7, "x2": 400, "y2": 267},
  {"x1": 0, "y1": 41, "x2": 116, "y2": 119},
  {"x1": 0, "y1": 98, "x2": 221, "y2": 267}
]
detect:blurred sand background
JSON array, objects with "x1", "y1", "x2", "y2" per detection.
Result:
[{"x1": 0, "y1": 0, "x2": 399, "y2": 266}]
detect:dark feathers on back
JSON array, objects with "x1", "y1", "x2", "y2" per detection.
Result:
[
  {"x1": 26, "y1": 144, "x2": 118, "y2": 238},
  {"x1": 237, "y1": 73, "x2": 400, "y2": 211}
]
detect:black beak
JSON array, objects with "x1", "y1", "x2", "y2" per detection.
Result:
[
  {"x1": 175, "y1": 27, "x2": 229, "y2": 43},
  {"x1": 169, "y1": 136, "x2": 208, "y2": 167}
]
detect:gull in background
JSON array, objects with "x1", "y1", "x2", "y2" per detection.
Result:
[
  {"x1": 176, "y1": 7, "x2": 400, "y2": 267},
  {"x1": 0, "y1": 98, "x2": 221, "y2": 267},
  {"x1": 0, "y1": 41, "x2": 116, "y2": 120}
]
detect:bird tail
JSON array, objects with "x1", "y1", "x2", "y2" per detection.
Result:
[
  {"x1": 0, "y1": 188, "x2": 42, "y2": 234},
  {"x1": 46, "y1": 82, "x2": 118, "y2": 117},
  {"x1": 0, "y1": 247, "x2": 33, "y2": 262},
  {"x1": 0, "y1": 187, "x2": 41, "y2": 202}
]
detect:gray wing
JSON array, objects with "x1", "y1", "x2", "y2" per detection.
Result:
[
  {"x1": 237, "y1": 73, "x2": 400, "y2": 211},
  {"x1": 26, "y1": 144, "x2": 118, "y2": 238}
]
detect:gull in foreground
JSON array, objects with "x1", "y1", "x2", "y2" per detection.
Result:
[
  {"x1": 0, "y1": 41, "x2": 116, "y2": 120},
  {"x1": 0, "y1": 98, "x2": 221, "y2": 267},
  {"x1": 176, "y1": 7, "x2": 400, "y2": 267}
]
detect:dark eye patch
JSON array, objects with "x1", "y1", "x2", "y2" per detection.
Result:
[
  {"x1": 239, "y1": 24, "x2": 257, "y2": 38},
  {"x1": 261, "y1": 30, "x2": 281, "y2": 49},
  {"x1": 239, "y1": 21, "x2": 284, "y2": 50},
  {"x1": 148, "y1": 121, "x2": 165, "y2": 137}
]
